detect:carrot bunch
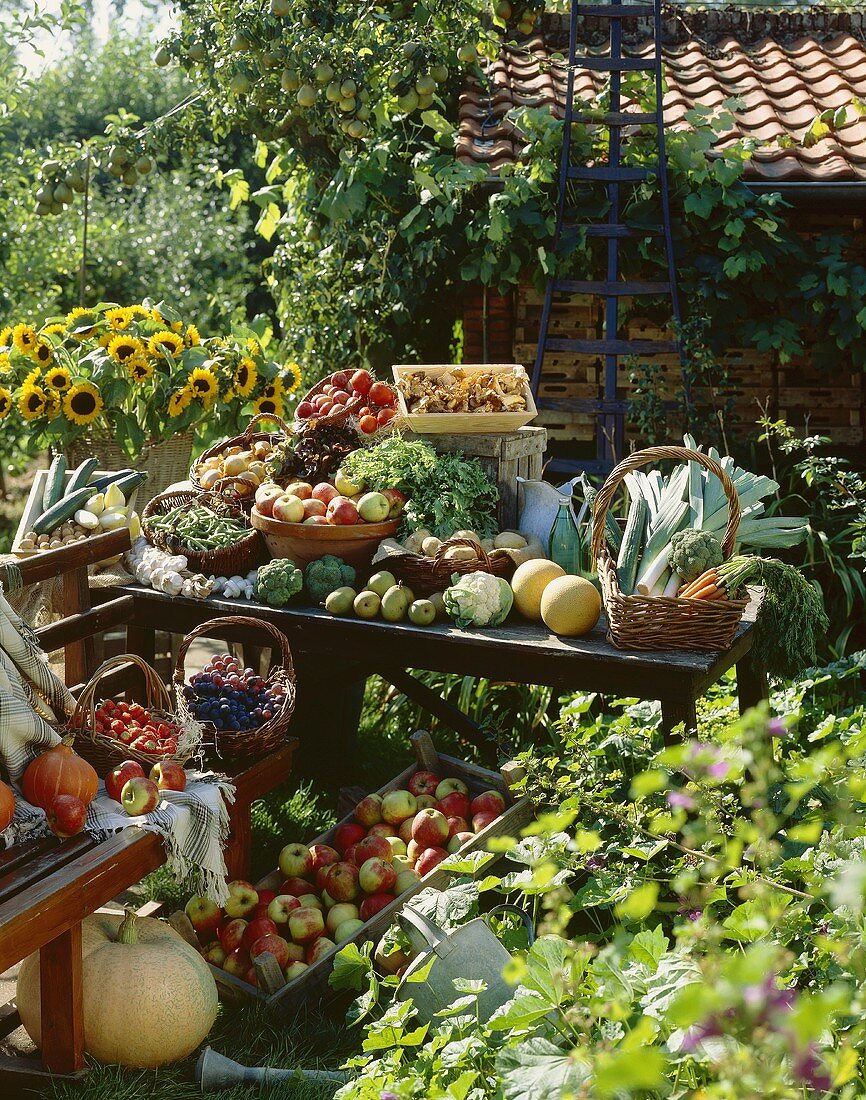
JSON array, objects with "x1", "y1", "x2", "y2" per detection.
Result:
[{"x1": 679, "y1": 568, "x2": 726, "y2": 600}]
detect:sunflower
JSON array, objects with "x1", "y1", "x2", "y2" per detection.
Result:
[
  {"x1": 189, "y1": 367, "x2": 219, "y2": 401},
  {"x1": 65, "y1": 307, "x2": 99, "y2": 338},
  {"x1": 105, "y1": 307, "x2": 133, "y2": 331},
  {"x1": 12, "y1": 324, "x2": 38, "y2": 355},
  {"x1": 127, "y1": 356, "x2": 154, "y2": 383},
  {"x1": 171, "y1": 320, "x2": 184, "y2": 334},
  {"x1": 44, "y1": 389, "x2": 61, "y2": 420},
  {"x1": 222, "y1": 386, "x2": 236, "y2": 404},
  {"x1": 41, "y1": 322, "x2": 66, "y2": 337},
  {"x1": 0, "y1": 354, "x2": 9, "y2": 374},
  {"x1": 0, "y1": 387, "x2": 11, "y2": 419},
  {"x1": 283, "y1": 362, "x2": 302, "y2": 394},
  {"x1": 234, "y1": 357, "x2": 257, "y2": 397},
  {"x1": 32, "y1": 340, "x2": 53, "y2": 367},
  {"x1": 150, "y1": 307, "x2": 166, "y2": 325},
  {"x1": 262, "y1": 378, "x2": 283, "y2": 400},
  {"x1": 63, "y1": 382, "x2": 103, "y2": 425},
  {"x1": 127, "y1": 305, "x2": 151, "y2": 320},
  {"x1": 108, "y1": 334, "x2": 144, "y2": 363},
  {"x1": 23, "y1": 366, "x2": 41, "y2": 386},
  {"x1": 168, "y1": 387, "x2": 193, "y2": 417},
  {"x1": 253, "y1": 394, "x2": 285, "y2": 419},
  {"x1": 0, "y1": 326, "x2": 12, "y2": 349},
  {"x1": 184, "y1": 324, "x2": 201, "y2": 347},
  {"x1": 149, "y1": 330, "x2": 185, "y2": 358},
  {"x1": 44, "y1": 365, "x2": 71, "y2": 391},
  {"x1": 18, "y1": 383, "x2": 48, "y2": 420},
  {"x1": 246, "y1": 337, "x2": 262, "y2": 358}
]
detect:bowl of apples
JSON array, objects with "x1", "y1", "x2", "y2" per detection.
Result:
[{"x1": 251, "y1": 470, "x2": 404, "y2": 567}]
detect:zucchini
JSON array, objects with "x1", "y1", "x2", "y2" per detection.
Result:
[
  {"x1": 86, "y1": 468, "x2": 135, "y2": 493},
  {"x1": 65, "y1": 457, "x2": 100, "y2": 496},
  {"x1": 112, "y1": 470, "x2": 148, "y2": 500},
  {"x1": 616, "y1": 495, "x2": 648, "y2": 595},
  {"x1": 33, "y1": 486, "x2": 94, "y2": 535},
  {"x1": 42, "y1": 455, "x2": 67, "y2": 512}
]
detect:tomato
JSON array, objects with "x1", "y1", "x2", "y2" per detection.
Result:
[
  {"x1": 359, "y1": 414, "x2": 378, "y2": 434},
  {"x1": 368, "y1": 381, "x2": 396, "y2": 407},
  {"x1": 350, "y1": 369, "x2": 373, "y2": 395},
  {"x1": 377, "y1": 407, "x2": 397, "y2": 426}
]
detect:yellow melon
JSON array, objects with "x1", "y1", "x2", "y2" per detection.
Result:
[
  {"x1": 540, "y1": 575, "x2": 602, "y2": 637},
  {"x1": 510, "y1": 559, "x2": 566, "y2": 621}
]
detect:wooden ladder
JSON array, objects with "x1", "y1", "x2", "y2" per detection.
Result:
[{"x1": 530, "y1": 0, "x2": 685, "y2": 475}]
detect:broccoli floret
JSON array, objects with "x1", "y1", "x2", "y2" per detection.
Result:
[
  {"x1": 255, "y1": 558, "x2": 303, "y2": 607},
  {"x1": 669, "y1": 529, "x2": 724, "y2": 583},
  {"x1": 304, "y1": 555, "x2": 357, "y2": 604}
]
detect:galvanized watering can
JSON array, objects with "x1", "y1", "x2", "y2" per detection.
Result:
[{"x1": 395, "y1": 903, "x2": 533, "y2": 1024}]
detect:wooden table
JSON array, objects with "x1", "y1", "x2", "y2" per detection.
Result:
[
  {"x1": 116, "y1": 584, "x2": 766, "y2": 746},
  {"x1": 0, "y1": 739, "x2": 297, "y2": 1089}
]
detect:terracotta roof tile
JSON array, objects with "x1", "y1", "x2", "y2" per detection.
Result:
[{"x1": 457, "y1": 30, "x2": 866, "y2": 182}]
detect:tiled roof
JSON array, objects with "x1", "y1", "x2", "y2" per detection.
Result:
[{"x1": 457, "y1": 31, "x2": 866, "y2": 182}]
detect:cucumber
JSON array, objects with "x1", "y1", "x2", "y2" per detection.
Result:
[
  {"x1": 85, "y1": 468, "x2": 135, "y2": 493},
  {"x1": 42, "y1": 455, "x2": 67, "y2": 512},
  {"x1": 65, "y1": 457, "x2": 100, "y2": 496},
  {"x1": 33, "y1": 486, "x2": 94, "y2": 535},
  {"x1": 113, "y1": 470, "x2": 148, "y2": 500}
]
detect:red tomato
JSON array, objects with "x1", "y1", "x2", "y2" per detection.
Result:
[
  {"x1": 368, "y1": 381, "x2": 396, "y2": 407},
  {"x1": 350, "y1": 369, "x2": 373, "y2": 395},
  {"x1": 359, "y1": 414, "x2": 378, "y2": 434},
  {"x1": 377, "y1": 407, "x2": 397, "y2": 426}
]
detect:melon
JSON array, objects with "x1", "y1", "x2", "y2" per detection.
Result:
[
  {"x1": 511, "y1": 559, "x2": 565, "y2": 621},
  {"x1": 540, "y1": 575, "x2": 602, "y2": 637}
]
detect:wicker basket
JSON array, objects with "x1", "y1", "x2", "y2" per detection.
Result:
[
  {"x1": 189, "y1": 412, "x2": 290, "y2": 498},
  {"x1": 172, "y1": 616, "x2": 296, "y2": 762},
  {"x1": 64, "y1": 430, "x2": 194, "y2": 505},
  {"x1": 141, "y1": 486, "x2": 264, "y2": 576},
  {"x1": 591, "y1": 445, "x2": 749, "y2": 652},
  {"x1": 65, "y1": 654, "x2": 198, "y2": 773},
  {"x1": 296, "y1": 376, "x2": 365, "y2": 428},
  {"x1": 388, "y1": 537, "x2": 516, "y2": 597}
]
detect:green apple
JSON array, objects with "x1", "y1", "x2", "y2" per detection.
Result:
[
  {"x1": 334, "y1": 469, "x2": 365, "y2": 496},
  {"x1": 358, "y1": 492, "x2": 391, "y2": 523}
]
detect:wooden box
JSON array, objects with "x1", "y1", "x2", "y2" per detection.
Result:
[
  {"x1": 402, "y1": 426, "x2": 547, "y2": 530},
  {"x1": 392, "y1": 364, "x2": 537, "y2": 434},
  {"x1": 182, "y1": 731, "x2": 532, "y2": 1012}
]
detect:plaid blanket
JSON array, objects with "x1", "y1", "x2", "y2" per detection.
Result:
[{"x1": 4, "y1": 774, "x2": 236, "y2": 905}]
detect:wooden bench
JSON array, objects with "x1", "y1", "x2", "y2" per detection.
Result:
[{"x1": 0, "y1": 536, "x2": 300, "y2": 1087}]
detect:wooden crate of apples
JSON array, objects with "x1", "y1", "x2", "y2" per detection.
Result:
[{"x1": 179, "y1": 732, "x2": 532, "y2": 1008}]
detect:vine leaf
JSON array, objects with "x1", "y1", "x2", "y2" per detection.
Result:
[{"x1": 496, "y1": 1037, "x2": 588, "y2": 1100}]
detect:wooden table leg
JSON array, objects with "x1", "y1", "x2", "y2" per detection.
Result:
[
  {"x1": 39, "y1": 923, "x2": 85, "y2": 1075},
  {"x1": 737, "y1": 655, "x2": 768, "y2": 715},
  {"x1": 660, "y1": 696, "x2": 698, "y2": 744},
  {"x1": 224, "y1": 796, "x2": 252, "y2": 881}
]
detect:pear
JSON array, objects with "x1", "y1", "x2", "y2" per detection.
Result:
[
  {"x1": 368, "y1": 570, "x2": 397, "y2": 597},
  {"x1": 380, "y1": 585, "x2": 410, "y2": 622},
  {"x1": 408, "y1": 599, "x2": 436, "y2": 626},
  {"x1": 353, "y1": 590, "x2": 381, "y2": 619},
  {"x1": 325, "y1": 586, "x2": 357, "y2": 616}
]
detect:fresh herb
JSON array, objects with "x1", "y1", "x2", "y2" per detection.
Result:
[{"x1": 340, "y1": 435, "x2": 498, "y2": 539}]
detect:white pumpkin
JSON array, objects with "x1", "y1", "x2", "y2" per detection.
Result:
[{"x1": 17, "y1": 910, "x2": 218, "y2": 1068}]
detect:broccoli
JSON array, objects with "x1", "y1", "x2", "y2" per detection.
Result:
[
  {"x1": 304, "y1": 555, "x2": 357, "y2": 603},
  {"x1": 669, "y1": 529, "x2": 724, "y2": 583},
  {"x1": 255, "y1": 558, "x2": 304, "y2": 607}
]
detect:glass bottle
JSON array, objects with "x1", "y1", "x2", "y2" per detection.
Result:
[{"x1": 548, "y1": 498, "x2": 583, "y2": 575}]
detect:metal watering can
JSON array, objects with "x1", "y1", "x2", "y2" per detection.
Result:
[
  {"x1": 395, "y1": 903, "x2": 534, "y2": 1025},
  {"x1": 195, "y1": 1046, "x2": 347, "y2": 1092}
]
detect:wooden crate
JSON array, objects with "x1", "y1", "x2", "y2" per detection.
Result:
[
  {"x1": 179, "y1": 731, "x2": 532, "y2": 1012},
  {"x1": 12, "y1": 469, "x2": 138, "y2": 557},
  {"x1": 402, "y1": 426, "x2": 547, "y2": 529},
  {"x1": 392, "y1": 364, "x2": 538, "y2": 435}
]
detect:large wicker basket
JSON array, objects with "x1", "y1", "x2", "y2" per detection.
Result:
[
  {"x1": 65, "y1": 430, "x2": 194, "y2": 505},
  {"x1": 296, "y1": 376, "x2": 365, "y2": 428},
  {"x1": 172, "y1": 616, "x2": 296, "y2": 762},
  {"x1": 591, "y1": 446, "x2": 749, "y2": 652},
  {"x1": 388, "y1": 537, "x2": 516, "y2": 597},
  {"x1": 141, "y1": 486, "x2": 264, "y2": 576},
  {"x1": 65, "y1": 654, "x2": 200, "y2": 773},
  {"x1": 189, "y1": 412, "x2": 290, "y2": 499}
]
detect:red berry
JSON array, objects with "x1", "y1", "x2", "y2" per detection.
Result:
[
  {"x1": 359, "y1": 414, "x2": 378, "y2": 434},
  {"x1": 110, "y1": 719, "x2": 125, "y2": 735}
]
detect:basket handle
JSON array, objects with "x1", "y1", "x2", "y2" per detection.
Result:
[
  {"x1": 242, "y1": 411, "x2": 290, "y2": 438},
  {"x1": 590, "y1": 446, "x2": 741, "y2": 564},
  {"x1": 431, "y1": 537, "x2": 491, "y2": 579},
  {"x1": 172, "y1": 615, "x2": 295, "y2": 685},
  {"x1": 70, "y1": 654, "x2": 171, "y2": 734}
]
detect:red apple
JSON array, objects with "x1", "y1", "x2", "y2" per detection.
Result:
[
  {"x1": 285, "y1": 480, "x2": 313, "y2": 500},
  {"x1": 201, "y1": 940, "x2": 226, "y2": 967},
  {"x1": 408, "y1": 770, "x2": 441, "y2": 798},
  {"x1": 47, "y1": 794, "x2": 87, "y2": 838},
  {"x1": 333, "y1": 822, "x2": 366, "y2": 855},
  {"x1": 334, "y1": 917, "x2": 365, "y2": 943},
  {"x1": 367, "y1": 822, "x2": 397, "y2": 839},
  {"x1": 355, "y1": 834, "x2": 394, "y2": 865},
  {"x1": 354, "y1": 793, "x2": 383, "y2": 828},
  {"x1": 446, "y1": 816, "x2": 470, "y2": 839},
  {"x1": 120, "y1": 776, "x2": 160, "y2": 817},
  {"x1": 344, "y1": 844, "x2": 360, "y2": 867},
  {"x1": 396, "y1": 868, "x2": 421, "y2": 893},
  {"x1": 284, "y1": 960, "x2": 309, "y2": 981},
  {"x1": 295, "y1": 402, "x2": 314, "y2": 419},
  {"x1": 297, "y1": 894, "x2": 324, "y2": 912},
  {"x1": 244, "y1": 966, "x2": 258, "y2": 987},
  {"x1": 272, "y1": 494, "x2": 305, "y2": 523},
  {"x1": 310, "y1": 843, "x2": 340, "y2": 872},
  {"x1": 359, "y1": 893, "x2": 395, "y2": 921},
  {"x1": 306, "y1": 936, "x2": 336, "y2": 964},
  {"x1": 470, "y1": 790, "x2": 506, "y2": 817},
  {"x1": 406, "y1": 839, "x2": 421, "y2": 864},
  {"x1": 472, "y1": 811, "x2": 499, "y2": 833},
  {"x1": 268, "y1": 894, "x2": 302, "y2": 925},
  {"x1": 302, "y1": 497, "x2": 327, "y2": 519},
  {"x1": 312, "y1": 482, "x2": 340, "y2": 504},
  {"x1": 185, "y1": 894, "x2": 223, "y2": 940},
  {"x1": 150, "y1": 760, "x2": 186, "y2": 792},
  {"x1": 435, "y1": 778, "x2": 469, "y2": 800},
  {"x1": 437, "y1": 792, "x2": 471, "y2": 820},
  {"x1": 416, "y1": 847, "x2": 449, "y2": 876},
  {"x1": 350, "y1": 369, "x2": 373, "y2": 395},
  {"x1": 285, "y1": 942, "x2": 305, "y2": 964},
  {"x1": 218, "y1": 918, "x2": 248, "y2": 953},
  {"x1": 303, "y1": 515, "x2": 329, "y2": 526},
  {"x1": 254, "y1": 889, "x2": 277, "y2": 917},
  {"x1": 381, "y1": 790, "x2": 417, "y2": 825},
  {"x1": 249, "y1": 933, "x2": 291, "y2": 969},
  {"x1": 358, "y1": 857, "x2": 397, "y2": 895},
  {"x1": 327, "y1": 497, "x2": 359, "y2": 526},
  {"x1": 412, "y1": 807, "x2": 449, "y2": 848},
  {"x1": 105, "y1": 760, "x2": 145, "y2": 802},
  {"x1": 331, "y1": 371, "x2": 349, "y2": 389},
  {"x1": 243, "y1": 916, "x2": 278, "y2": 951},
  {"x1": 222, "y1": 947, "x2": 250, "y2": 978},
  {"x1": 321, "y1": 890, "x2": 336, "y2": 909},
  {"x1": 447, "y1": 831, "x2": 475, "y2": 853},
  {"x1": 254, "y1": 483, "x2": 283, "y2": 516},
  {"x1": 415, "y1": 794, "x2": 437, "y2": 810},
  {"x1": 324, "y1": 861, "x2": 360, "y2": 902},
  {"x1": 279, "y1": 876, "x2": 314, "y2": 898},
  {"x1": 278, "y1": 842, "x2": 313, "y2": 879},
  {"x1": 225, "y1": 880, "x2": 259, "y2": 918},
  {"x1": 288, "y1": 906, "x2": 325, "y2": 944},
  {"x1": 326, "y1": 902, "x2": 360, "y2": 935},
  {"x1": 387, "y1": 836, "x2": 407, "y2": 858},
  {"x1": 398, "y1": 816, "x2": 417, "y2": 844},
  {"x1": 380, "y1": 487, "x2": 406, "y2": 519}
]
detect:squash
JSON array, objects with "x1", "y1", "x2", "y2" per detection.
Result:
[
  {"x1": 0, "y1": 781, "x2": 14, "y2": 832},
  {"x1": 21, "y1": 741, "x2": 98, "y2": 810},
  {"x1": 17, "y1": 910, "x2": 218, "y2": 1068}
]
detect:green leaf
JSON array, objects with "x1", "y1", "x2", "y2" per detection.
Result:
[
  {"x1": 593, "y1": 1044, "x2": 667, "y2": 1097},
  {"x1": 255, "y1": 203, "x2": 281, "y2": 242},
  {"x1": 496, "y1": 1038, "x2": 588, "y2": 1100},
  {"x1": 487, "y1": 989, "x2": 553, "y2": 1031},
  {"x1": 629, "y1": 925, "x2": 669, "y2": 970},
  {"x1": 329, "y1": 941, "x2": 373, "y2": 992},
  {"x1": 523, "y1": 935, "x2": 569, "y2": 1006},
  {"x1": 615, "y1": 881, "x2": 659, "y2": 921}
]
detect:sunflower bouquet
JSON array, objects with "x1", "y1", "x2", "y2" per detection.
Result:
[{"x1": 0, "y1": 300, "x2": 302, "y2": 457}]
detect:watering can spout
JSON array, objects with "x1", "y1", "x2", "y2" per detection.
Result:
[{"x1": 196, "y1": 1046, "x2": 348, "y2": 1092}]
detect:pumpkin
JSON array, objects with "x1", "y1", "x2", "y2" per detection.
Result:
[
  {"x1": 21, "y1": 741, "x2": 98, "y2": 810},
  {"x1": 0, "y1": 780, "x2": 14, "y2": 832},
  {"x1": 17, "y1": 910, "x2": 218, "y2": 1068}
]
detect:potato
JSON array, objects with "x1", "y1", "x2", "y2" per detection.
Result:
[
  {"x1": 452, "y1": 529, "x2": 480, "y2": 545},
  {"x1": 443, "y1": 545, "x2": 477, "y2": 562},
  {"x1": 480, "y1": 539, "x2": 495, "y2": 553},
  {"x1": 494, "y1": 531, "x2": 527, "y2": 550},
  {"x1": 253, "y1": 441, "x2": 272, "y2": 460},
  {"x1": 421, "y1": 536, "x2": 443, "y2": 557},
  {"x1": 224, "y1": 445, "x2": 243, "y2": 456}
]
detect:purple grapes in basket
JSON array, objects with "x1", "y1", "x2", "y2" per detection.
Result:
[{"x1": 183, "y1": 654, "x2": 285, "y2": 732}]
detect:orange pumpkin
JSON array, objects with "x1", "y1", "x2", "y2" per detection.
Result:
[
  {"x1": 0, "y1": 781, "x2": 14, "y2": 832},
  {"x1": 22, "y1": 742, "x2": 98, "y2": 810}
]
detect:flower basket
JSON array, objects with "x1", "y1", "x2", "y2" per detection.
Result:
[
  {"x1": 172, "y1": 616, "x2": 296, "y2": 762},
  {"x1": 387, "y1": 537, "x2": 516, "y2": 597},
  {"x1": 65, "y1": 429, "x2": 194, "y2": 505},
  {"x1": 64, "y1": 654, "x2": 201, "y2": 773},
  {"x1": 189, "y1": 412, "x2": 290, "y2": 501},
  {"x1": 591, "y1": 446, "x2": 749, "y2": 652}
]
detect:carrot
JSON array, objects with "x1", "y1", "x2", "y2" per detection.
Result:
[
  {"x1": 680, "y1": 568, "x2": 719, "y2": 598},
  {"x1": 688, "y1": 582, "x2": 722, "y2": 600}
]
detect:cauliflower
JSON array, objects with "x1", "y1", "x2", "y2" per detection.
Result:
[
  {"x1": 304, "y1": 555, "x2": 357, "y2": 603},
  {"x1": 669, "y1": 529, "x2": 724, "y2": 583},
  {"x1": 255, "y1": 558, "x2": 303, "y2": 607},
  {"x1": 443, "y1": 570, "x2": 513, "y2": 629}
]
